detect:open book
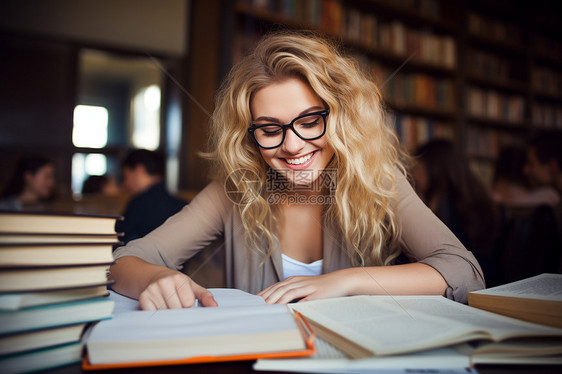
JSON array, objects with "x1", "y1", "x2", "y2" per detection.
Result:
[
  {"x1": 468, "y1": 273, "x2": 562, "y2": 328},
  {"x1": 289, "y1": 295, "x2": 562, "y2": 362},
  {"x1": 83, "y1": 289, "x2": 315, "y2": 369}
]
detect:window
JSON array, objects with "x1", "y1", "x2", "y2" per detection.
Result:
[
  {"x1": 72, "y1": 105, "x2": 109, "y2": 148},
  {"x1": 132, "y1": 84, "x2": 161, "y2": 150},
  {"x1": 72, "y1": 153, "x2": 108, "y2": 195}
]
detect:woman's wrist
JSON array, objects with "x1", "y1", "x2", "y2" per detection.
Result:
[{"x1": 336, "y1": 267, "x2": 370, "y2": 296}]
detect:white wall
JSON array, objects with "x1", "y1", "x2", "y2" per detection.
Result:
[{"x1": 0, "y1": 0, "x2": 188, "y2": 56}]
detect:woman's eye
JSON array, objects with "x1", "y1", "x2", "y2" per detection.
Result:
[
  {"x1": 259, "y1": 126, "x2": 282, "y2": 136},
  {"x1": 300, "y1": 119, "x2": 320, "y2": 128}
]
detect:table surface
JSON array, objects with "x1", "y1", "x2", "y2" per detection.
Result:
[{"x1": 44, "y1": 360, "x2": 562, "y2": 374}]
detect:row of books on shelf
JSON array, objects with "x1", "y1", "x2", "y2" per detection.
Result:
[
  {"x1": 468, "y1": 48, "x2": 521, "y2": 83},
  {"x1": 466, "y1": 127, "x2": 520, "y2": 159},
  {"x1": 533, "y1": 34, "x2": 562, "y2": 62},
  {"x1": 373, "y1": 64, "x2": 456, "y2": 111},
  {"x1": 391, "y1": 114, "x2": 454, "y2": 152},
  {"x1": 239, "y1": 0, "x2": 456, "y2": 69},
  {"x1": 533, "y1": 103, "x2": 562, "y2": 129},
  {"x1": 246, "y1": 0, "x2": 442, "y2": 25},
  {"x1": 532, "y1": 66, "x2": 562, "y2": 97},
  {"x1": 467, "y1": 87, "x2": 525, "y2": 124},
  {"x1": 0, "y1": 211, "x2": 122, "y2": 373},
  {"x1": 369, "y1": 0, "x2": 442, "y2": 18},
  {"x1": 467, "y1": 11, "x2": 521, "y2": 46},
  {"x1": 342, "y1": 14, "x2": 456, "y2": 69}
]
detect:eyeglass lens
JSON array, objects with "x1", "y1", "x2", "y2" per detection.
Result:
[{"x1": 253, "y1": 112, "x2": 325, "y2": 148}]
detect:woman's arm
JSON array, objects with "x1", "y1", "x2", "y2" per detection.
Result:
[
  {"x1": 109, "y1": 182, "x2": 231, "y2": 310},
  {"x1": 110, "y1": 256, "x2": 217, "y2": 310},
  {"x1": 258, "y1": 262, "x2": 447, "y2": 304},
  {"x1": 260, "y1": 172, "x2": 484, "y2": 304}
]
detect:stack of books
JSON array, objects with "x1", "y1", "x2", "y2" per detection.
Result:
[{"x1": 0, "y1": 211, "x2": 121, "y2": 373}]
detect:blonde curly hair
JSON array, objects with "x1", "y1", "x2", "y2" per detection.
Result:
[{"x1": 204, "y1": 31, "x2": 407, "y2": 266}]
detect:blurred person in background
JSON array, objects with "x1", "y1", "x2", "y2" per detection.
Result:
[
  {"x1": 0, "y1": 155, "x2": 56, "y2": 211},
  {"x1": 492, "y1": 144, "x2": 560, "y2": 207},
  {"x1": 82, "y1": 175, "x2": 120, "y2": 197},
  {"x1": 491, "y1": 145, "x2": 530, "y2": 204},
  {"x1": 115, "y1": 149, "x2": 187, "y2": 244},
  {"x1": 523, "y1": 133, "x2": 562, "y2": 207},
  {"x1": 412, "y1": 139, "x2": 499, "y2": 281}
]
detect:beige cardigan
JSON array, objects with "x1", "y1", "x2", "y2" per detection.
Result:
[{"x1": 113, "y1": 174, "x2": 485, "y2": 303}]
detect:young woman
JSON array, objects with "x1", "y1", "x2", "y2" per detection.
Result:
[
  {"x1": 110, "y1": 31, "x2": 484, "y2": 310},
  {"x1": 0, "y1": 155, "x2": 56, "y2": 211}
]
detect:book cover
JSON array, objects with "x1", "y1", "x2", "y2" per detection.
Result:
[
  {"x1": 0, "y1": 233, "x2": 121, "y2": 244},
  {"x1": 0, "y1": 211, "x2": 122, "y2": 236},
  {"x1": 0, "y1": 242, "x2": 117, "y2": 266},
  {"x1": 0, "y1": 323, "x2": 86, "y2": 356},
  {"x1": 468, "y1": 273, "x2": 562, "y2": 328},
  {"x1": 0, "y1": 264, "x2": 112, "y2": 292},
  {"x1": 82, "y1": 289, "x2": 315, "y2": 369},
  {"x1": 0, "y1": 297, "x2": 114, "y2": 335},
  {"x1": 0, "y1": 342, "x2": 83, "y2": 373},
  {"x1": 0, "y1": 285, "x2": 109, "y2": 311}
]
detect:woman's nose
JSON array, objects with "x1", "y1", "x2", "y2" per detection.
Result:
[{"x1": 281, "y1": 128, "x2": 306, "y2": 154}]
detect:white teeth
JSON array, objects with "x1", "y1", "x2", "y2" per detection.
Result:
[{"x1": 286, "y1": 153, "x2": 313, "y2": 165}]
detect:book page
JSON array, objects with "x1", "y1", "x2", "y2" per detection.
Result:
[
  {"x1": 471, "y1": 274, "x2": 562, "y2": 301},
  {"x1": 385, "y1": 296, "x2": 562, "y2": 341},
  {"x1": 254, "y1": 337, "x2": 471, "y2": 373},
  {"x1": 290, "y1": 296, "x2": 483, "y2": 356},
  {"x1": 109, "y1": 288, "x2": 266, "y2": 313},
  {"x1": 290, "y1": 295, "x2": 562, "y2": 357}
]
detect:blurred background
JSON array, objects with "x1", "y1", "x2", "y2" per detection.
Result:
[{"x1": 0, "y1": 0, "x2": 560, "y2": 212}]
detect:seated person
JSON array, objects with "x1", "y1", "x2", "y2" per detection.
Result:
[
  {"x1": 109, "y1": 32, "x2": 485, "y2": 310},
  {"x1": 412, "y1": 139, "x2": 499, "y2": 255},
  {"x1": 82, "y1": 175, "x2": 120, "y2": 197},
  {"x1": 0, "y1": 155, "x2": 56, "y2": 211},
  {"x1": 115, "y1": 149, "x2": 187, "y2": 244},
  {"x1": 523, "y1": 133, "x2": 562, "y2": 207}
]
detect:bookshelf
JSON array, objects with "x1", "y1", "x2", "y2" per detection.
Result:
[
  {"x1": 530, "y1": 33, "x2": 562, "y2": 131},
  {"x1": 218, "y1": 0, "x2": 562, "y2": 184},
  {"x1": 232, "y1": 0, "x2": 459, "y2": 152}
]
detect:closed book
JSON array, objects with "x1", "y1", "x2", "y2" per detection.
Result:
[
  {"x1": 0, "y1": 243, "x2": 117, "y2": 267},
  {"x1": 0, "y1": 323, "x2": 86, "y2": 355},
  {"x1": 0, "y1": 265, "x2": 112, "y2": 292},
  {"x1": 0, "y1": 233, "x2": 121, "y2": 244},
  {"x1": 468, "y1": 273, "x2": 562, "y2": 329},
  {"x1": 0, "y1": 211, "x2": 122, "y2": 235},
  {"x1": 0, "y1": 342, "x2": 82, "y2": 373},
  {"x1": 0, "y1": 285, "x2": 109, "y2": 311},
  {"x1": 0, "y1": 297, "x2": 114, "y2": 335}
]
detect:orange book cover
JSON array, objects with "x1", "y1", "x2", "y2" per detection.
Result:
[{"x1": 82, "y1": 311, "x2": 315, "y2": 370}]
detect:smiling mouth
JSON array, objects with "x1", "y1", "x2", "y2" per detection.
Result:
[{"x1": 285, "y1": 152, "x2": 314, "y2": 165}]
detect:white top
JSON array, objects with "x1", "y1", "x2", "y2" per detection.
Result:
[{"x1": 282, "y1": 254, "x2": 323, "y2": 279}]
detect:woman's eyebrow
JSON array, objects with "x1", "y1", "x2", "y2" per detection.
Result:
[{"x1": 253, "y1": 106, "x2": 325, "y2": 123}]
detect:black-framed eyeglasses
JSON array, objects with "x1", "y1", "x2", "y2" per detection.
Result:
[{"x1": 248, "y1": 110, "x2": 329, "y2": 149}]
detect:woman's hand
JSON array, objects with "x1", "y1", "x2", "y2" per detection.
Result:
[
  {"x1": 257, "y1": 269, "x2": 355, "y2": 304},
  {"x1": 138, "y1": 268, "x2": 218, "y2": 310}
]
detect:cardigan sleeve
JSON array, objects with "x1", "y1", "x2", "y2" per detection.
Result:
[
  {"x1": 394, "y1": 172, "x2": 486, "y2": 303},
  {"x1": 113, "y1": 181, "x2": 232, "y2": 271}
]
